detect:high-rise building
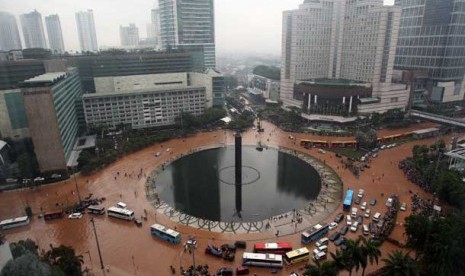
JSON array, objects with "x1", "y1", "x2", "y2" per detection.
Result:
[
  {"x1": 281, "y1": 0, "x2": 408, "y2": 116},
  {"x1": 45, "y1": 14, "x2": 65, "y2": 54},
  {"x1": 120, "y1": 24, "x2": 140, "y2": 47},
  {"x1": 75, "y1": 10, "x2": 98, "y2": 52},
  {"x1": 159, "y1": 0, "x2": 216, "y2": 69},
  {"x1": 19, "y1": 10, "x2": 47, "y2": 49},
  {"x1": 394, "y1": 0, "x2": 465, "y2": 105},
  {"x1": 146, "y1": 8, "x2": 161, "y2": 48},
  {"x1": 0, "y1": 12, "x2": 22, "y2": 51}
]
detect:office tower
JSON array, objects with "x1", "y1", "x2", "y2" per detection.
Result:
[
  {"x1": 0, "y1": 12, "x2": 22, "y2": 51},
  {"x1": 159, "y1": 0, "x2": 216, "y2": 68},
  {"x1": 45, "y1": 14, "x2": 65, "y2": 54},
  {"x1": 20, "y1": 10, "x2": 47, "y2": 49},
  {"x1": 120, "y1": 24, "x2": 140, "y2": 47},
  {"x1": 281, "y1": 0, "x2": 408, "y2": 115},
  {"x1": 146, "y1": 8, "x2": 161, "y2": 48},
  {"x1": 394, "y1": 0, "x2": 465, "y2": 105},
  {"x1": 75, "y1": 10, "x2": 98, "y2": 52}
]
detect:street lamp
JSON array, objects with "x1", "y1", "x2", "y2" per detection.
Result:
[
  {"x1": 90, "y1": 218, "x2": 105, "y2": 270},
  {"x1": 72, "y1": 166, "x2": 82, "y2": 205}
]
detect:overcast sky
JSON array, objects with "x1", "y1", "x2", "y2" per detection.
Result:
[{"x1": 1, "y1": 0, "x2": 395, "y2": 55}]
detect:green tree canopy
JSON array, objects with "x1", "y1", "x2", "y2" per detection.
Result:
[{"x1": 252, "y1": 65, "x2": 280, "y2": 80}]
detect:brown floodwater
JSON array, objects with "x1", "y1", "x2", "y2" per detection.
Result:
[{"x1": 0, "y1": 121, "x2": 442, "y2": 276}]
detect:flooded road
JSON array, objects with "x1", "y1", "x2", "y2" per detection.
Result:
[{"x1": 0, "y1": 121, "x2": 441, "y2": 275}]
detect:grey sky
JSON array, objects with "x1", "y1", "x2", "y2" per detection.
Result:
[{"x1": 1, "y1": 0, "x2": 395, "y2": 55}]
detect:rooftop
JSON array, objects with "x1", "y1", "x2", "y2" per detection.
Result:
[{"x1": 24, "y1": 72, "x2": 66, "y2": 84}]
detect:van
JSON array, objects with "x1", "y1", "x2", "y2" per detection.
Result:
[
  {"x1": 386, "y1": 198, "x2": 393, "y2": 207},
  {"x1": 117, "y1": 202, "x2": 127, "y2": 209},
  {"x1": 350, "y1": 221, "x2": 359, "y2": 232},
  {"x1": 318, "y1": 245, "x2": 328, "y2": 253},
  {"x1": 351, "y1": 207, "x2": 358, "y2": 218},
  {"x1": 316, "y1": 237, "x2": 329, "y2": 247},
  {"x1": 362, "y1": 224, "x2": 369, "y2": 235},
  {"x1": 318, "y1": 149, "x2": 326, "y2": 154},
  {"x1": 373, "y1": 212, "x2": 381, "y2": 222}
]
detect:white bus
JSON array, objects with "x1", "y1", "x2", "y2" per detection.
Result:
[
  {"x1": 107, "y1": 206, "x2": 135, "y2": 221},
  {"x1": 0, "y1": 216, "x2": 30, "y2": 230},
  {"x1": 242, "y1": 252, "x2": 283, "y2": 268},
  {"x1": 150, "y1": 223, "x2": 181, "y2": 244},
  {"x1": 284, "y1": 247, "x2": 310, "y2": 264},
  {"x1": 87, "y1": 205, "x2": 105, "y2": 215}
]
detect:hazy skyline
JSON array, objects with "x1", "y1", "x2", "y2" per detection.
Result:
[{"x1": 1, "y1": 0, "x2": 395, "y2": 55}]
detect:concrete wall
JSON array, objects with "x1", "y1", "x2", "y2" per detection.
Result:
[
  {"x1": 439, "y1": 81, "x2": 465, "y2": 103},
  {"x1": 22, "y1": 87, "x2": 66, "y2": 172},
  {"x1": 94, "y1": 72, "x2": 188, "y2": 93},
  {"x1": 190, "y1": 72, "x2": 213, "y2": 108}
]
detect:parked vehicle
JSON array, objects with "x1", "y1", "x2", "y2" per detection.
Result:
[
  {"x1": 370, "y1": 199, "x2": 377, "y2": 206},
  {"x1": 329, "y1": 231, "x2": 340, "y2": 242},
  {"x1": 400, "y1": 202, "x2": 407, "y2": 211},
  {"x1": 334, "y1": 213, "x2": 344, "y2": 223},
  {"x1": 329, "y1": 222, "x2": 338, "y2": 230},
  {"x1": 340, "y1": 225, "x2": 349, "y2": 235}
]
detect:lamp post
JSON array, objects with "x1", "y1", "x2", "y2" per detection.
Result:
[
  {"x1": 72, "y1": 167, "x2": 82, "y2": 205},
  {"x1": 90, "y1": 218, "x2": 105, "y2": 270}
]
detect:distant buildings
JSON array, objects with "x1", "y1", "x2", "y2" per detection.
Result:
[
  {"x1": 0, "y1": 12, "x2": 22, "y2": 51},
  {"x1": 281, "y1": 0, "x2": 408, "y2": 116},
  {"x1": 248, "y1": 74, "x2": 280, "y2": 102},
  {"x1": 146, "y1": 8, "x2": 161, "y2": 49},
  {"x1": 75, "y1": 10, "x2": 98, "y2": 52},
  {"x1": 159, "y1": 0, "x2": 216, "y2": 69},
  {"x1": 20, "y1": 10, "x2": 47, "y2": 49},
  {"x1": 120, "y1": 24, "x2": 140, "y2": 47},
  {"x1": 45, "y1": 14, "x2": 65, "y2": 54},
  {"x1": 394, "y1": 0, "x2": 465, "y2": 106}
]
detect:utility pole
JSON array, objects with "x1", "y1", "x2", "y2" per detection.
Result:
[
  {"x1": 90, "y1": 218, "x2": 105, "y2": 270},
  {"x1": 72, "y1": 167, "x2": 82, "y2": 204}
]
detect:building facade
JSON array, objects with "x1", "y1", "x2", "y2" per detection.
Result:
[
  {"x1": 0, "y1": 12, "x2": 22, "y2": 51},
  {"x1": 21, "y1": 68, "x2": 82, "y2": 173},
  {"x1": 75, "y1": 10, "x2": 98, "y2": 52},
  {"x1": 45, "y1": 14, "x2": 65, "y2": 54},
  {"x1": 159, "y1": 0, "x2": 216, "y2": 68},
  {"x1": 146, "y1": 8, "x2": 161, "y2": 48},
  {"x1": 20, "y1": 10, "x2": 47, "y2": 49},
  {"x1": 120, "y1": 24, "x2": 140, "y2": 47},
  {"x1": 394, "y1": 0, "x2": 465, "y2": 105},
  {"x1": 281, "y1": 0, "x2": 409, "y2": 116}
]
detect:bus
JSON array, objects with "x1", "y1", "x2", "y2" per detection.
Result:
[
  {"x1": 44, "y1": 210, "x2": 63, "y2": 221},
  {"x1": 301, "y1": 223, "x2": 329, "y2": 244},
  {"x1": 0, "y1": 216, "x2": 30, "y2": 230},
  {"x1": 87, "y1": 205, "x2": 105, "y2": 215},
  {"x1": 150, "y1": 223, "x2": 181, "y2": 244},
  {"x1": 107, "y1": 206, "x2": 135, "y2": 221},
  {"x1": 284, "y1": 247, "x2": 310, "y2": 264},
  {"x1": 343, "y1": 189, "x2": 354, "y2": 211},
  {"x1": 253, "y1": 242, "x2": 293, "y2": 255},
  {"x1": 242, "y1": 252, "x2": 283, "y2": 268}
]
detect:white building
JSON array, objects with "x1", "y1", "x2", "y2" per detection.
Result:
[
  {"x1": 45, "y1": 14, "x2": 65, "y2": 54},
  {"x1": 0, "y1": 12, "x2": 22, "y2": 51},
  {"x1": 281, "y1": 0, "x2": 409, "y2": 116},
  {"x1": 159, "y1": 0, "x2": 216, "y2": 69},
  {"x1": 120, "y1": 24, "x2": 140, "y2": 48},
  {"x1": 75, "y1": 10, "x2": 98, "y2": 52},
  {"x1": 20, "y1": 10, "x2": 47, "y2": 49}
]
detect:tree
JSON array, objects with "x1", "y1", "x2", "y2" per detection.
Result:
[
  {"x1": 380, "y1": 250, "x2": 419, "y2": 276},
  {"x1": 331, "y1": 238, "x2": 365, "y2": 276},
  {"x1": 360, "y1": 236, "x2": 382, "y2": 276},
  {"x1": 42, "y1": 245, "x2": 83, "y2": 276},
  {"x1": 10, "y1": 239, "x2": 39, "y2": 259},
  {"x1": 1, "y1": 253, "x2": 52, "y2": 276},
  {"x1": 304, "y1": 260, "x2": 338, "y2": 276}
]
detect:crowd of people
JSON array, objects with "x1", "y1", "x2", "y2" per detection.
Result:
[
  {"x1": 398, "y1": 160, "x2": 432, "y2": 192},
  {"x1": 177, "y1": 264, "x2": 211, "y2": 276},
  {"x1": 376, "y1": 195, "x2": 399, "y2": 240},
  {"x1": 411, "y1": 193, "x2": 435, "y2": 216}
]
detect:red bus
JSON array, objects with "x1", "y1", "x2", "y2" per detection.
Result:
[
  {"x1": 44, "y1": 210, "x2": 63, "y2": 221},
  {"x1": 253, "y1": 242, "x2": 293, "y2": 255}
]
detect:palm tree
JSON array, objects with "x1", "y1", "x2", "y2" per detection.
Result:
[
  {"x1": 360, "y1": 236, "x2": 382, "y2": 276},
  {"x1": 304, "y1": 260, "x2": 338, "y2": 276},
  {"x1": 330, "y1": 238, "x2": 365, "y2": 276},
  {"x1": 380, "y1": 250, "x2": 419, "y2": 276}
]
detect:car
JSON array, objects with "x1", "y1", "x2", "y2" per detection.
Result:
[
  {"x1": 351, "y1": 207, "x2": 358, "y2": 218},
  {"x1": 370, "y1": 199, "x2": 377, "y2": 206},
  {"x1": 386, "y1": 198, "x2": 393, "y2": 207},
  {"x1": 369, "y1": 222, "x2": 376, "y2": 234},
  {"x1": 350, "y1": 221, "x2": 359, "y2": 232},
  {"x1": 51, "y1": 174, "x2": 61, "y2": 179},
  {"x1": 68, "y1": 212, "x2": 82, "y2": 219},
  {"x1": 355, "y1": 197, "x2": 362, "y2": 205},
  {"x1": 361, "y1": 202, "x2": 367, "y2": 211},
  {"x1": 380, "y1": 145, "x2": 387, "y2": 150},
  {"x1": 360, "y1": 156, "x2": 366, "y2": 162},
  {"x1": 334, "y1": 213, "x2": 344, "y2": 223},
  {"x1": 400, "y1": 202, "x2": 407, "y2": 211},
  {"x1": 186, "y1": 239, "x2": 198, "y2": 249},
  {"x1": 317, "y1": 245, "x2": 328, "y2": 253},
  {"x1": 377, "y1": 219, "x2": 384, "y2": 228},
  {"x1": 221, "y1": 244, "x2": 236, "y2": 253},
  {"x1": 372, "y1": 153, "x2": 378, "y2": 158},
  {"x1": 154, "y1": 152, "x2": 161, "y2": 157},
  {"x1": 134, "y1": 219, "x2": 142, "y2": 227},
  {"x1": 334, "y1": 237, "x2": 345, "y2": 246},
  {"x1": 236, "y1": 266, "x2": 250, "y2": 275},
  {"x1": 318, "y1": 149, "x2": 326, "y2": 154},
  {"x1": 335, "y1": 153, "x2": 342, "y2": 158},
  {"x1": 313, "y1": 251, "x2": 327, "y2": 261},
  {"x1": 356, "y1": 215, "x2": 363, "y2": 224},
  {"x1": 205, "y1": 245, "x2": 223, "y2": 258},
  {"x1": 316, "y1": 238, "x2": 329, "y2": 247},
  {"x1": 364, "y1": 209, "x2": 371, "y2": 218},
  {"x1": 289, "y1": 273, "x2": 300, "y2": 276},
  {"x1": 346, "y1": 215, "x2": 352, "y2": 226},
  {"x1": 329, "y1": 222, "x2": 338, "y2": 230},
  {"x1": 216, "y1": 267, "x2": 233, "y2": 276},
  {"x1": 329, "y1": 231, "x2": 341, "y2": 241},
  {"x1": 340, "y1": 225, "x2": 349, "y2": 235},
  {"x1": 166, "y1": 147, "x2": 172, "y2": 152},
  {"x1": 234, "y1": 241, "x2": 247, "y2": 249},
  {"x1": 358, "y1": 189, "x2": 365, "y2": 197}
]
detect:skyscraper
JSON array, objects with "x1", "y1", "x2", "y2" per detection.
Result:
[
  {"x1": 281, "y1": 0, "x2": 408, "y2": 115},
  {"x1": 120, "y1": 24, "x2": 140, "y2": 47},
  {"x1": 75, "y1": 10, "x2": 98, "y2": 52},
  {"x1": 0, "y1": 12, "x2": 22, "y2": 51},
  {"x1": 45, "y1": 14, "x2": 65, "y2": 54},
  {"x1": 20, "y1": 10, "x2": 47, "y2": 49},
  {"x1": 146, "y1": 8, "x2": 161, "y2": 48},
  {"x1": 159, "y1": 0, "x2": 216, "y2": 68},
  {"x1": 394, "y1": 0, "x2": 465, "y2": 104}
]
